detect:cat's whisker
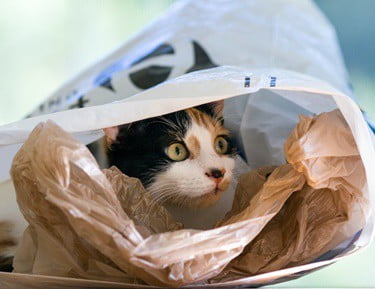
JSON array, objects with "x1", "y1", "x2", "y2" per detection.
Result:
[
  {"x1": 148, "y1": 183, "x2": 178, "y2": 201},
  {"x1": 152, "y1": 190, "x2": 178, "y2": 205},
  {"x1": 104, "y1": 102, "x2": 236, "y2": 210}
]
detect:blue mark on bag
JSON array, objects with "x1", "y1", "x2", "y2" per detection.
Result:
[
  {"x1": 270, "y1": 76, "x2": 276, "y2": 87},
  {"x1": 244, "y1": 76, "x2": 250, "y2": 87}
]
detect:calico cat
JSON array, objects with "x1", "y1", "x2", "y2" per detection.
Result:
[{"x1": 103, "y1": 101, "x2": 236, "y2": 208}]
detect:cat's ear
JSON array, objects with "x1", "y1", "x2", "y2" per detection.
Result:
[
  {"x1": 196, "y1": 100, "x2": 224, "y2": 118},
  {"x1": 103, "y1": 126, "x2": 119, "y2": 145}
]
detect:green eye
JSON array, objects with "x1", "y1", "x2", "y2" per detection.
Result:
[
  {"x1": 214, "y1": 136, "x2": 229, "y2": 155},
  {"x1": 166, "y1": 143, "x2": 188, "y2": 161}
]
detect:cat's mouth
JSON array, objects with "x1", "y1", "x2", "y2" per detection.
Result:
[
  {"x1": 215, "y1": 179, "x2": 231, "y2": 194},
  {"x1": 209, "y1": 185, "x2": 222, "y2": 196},
  {"x1": 190, "y1": 180, "x2": 231, "y2": 208},
  {"x1": 151, "y1": 178, "x2": 232, "y2": 209}
]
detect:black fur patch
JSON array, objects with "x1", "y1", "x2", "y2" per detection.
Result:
[
  {"x1": 0, "y1": 256, "x2": 13, "y2": 272},
  {"x1": 107, "y1": 110, "x2": 191, "y2": 186}
]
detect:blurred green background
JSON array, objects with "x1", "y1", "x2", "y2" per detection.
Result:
[{"x1": 0, "y1": 0, "x2": 374, "y2": 287}]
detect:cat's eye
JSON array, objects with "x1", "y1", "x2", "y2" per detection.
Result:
[
  {"x1": 166, "y1": 143, "x2": 188, "y2": 161},
  {"x1": 214, "y1": 136, "x2": 229, "y2": 155}
]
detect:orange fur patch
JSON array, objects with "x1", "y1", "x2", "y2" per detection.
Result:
[
  {"x1": 186, "y1": 108, "x2": 228, "y2": 142},
  {"x1": 186, "y1": 135, "x2": 201, "y2": 158}
]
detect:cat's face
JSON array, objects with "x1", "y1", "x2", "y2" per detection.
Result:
[{"x1": 104, "y1": 102, "x2": 236, "y2": 208}]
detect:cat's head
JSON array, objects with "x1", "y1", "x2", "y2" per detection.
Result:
[{"x1": 104, "y1": 101, "x2": 236, "y2": 208}]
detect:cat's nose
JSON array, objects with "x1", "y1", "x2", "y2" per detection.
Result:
[{"x1": 206, "y1": 168, "x2": 225, "y2": 183}]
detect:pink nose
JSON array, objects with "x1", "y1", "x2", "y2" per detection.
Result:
[{"x1": 205, "y1": 168, "x2": 225, "y2": 184}]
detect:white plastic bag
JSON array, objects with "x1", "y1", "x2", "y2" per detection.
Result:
[{"x1": 0, "y1": 0, "x2": 374, "y2": 287}]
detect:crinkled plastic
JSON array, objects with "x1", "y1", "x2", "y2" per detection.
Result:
[
  {"x1": 1, "y1": 0, "x2": 374, "y2": 288},
  {"x1": 214, "y1": 110, "x2": 368, "y2": 281},
  {"x1": 10, "y1": 110, "x2": 367, "y2": 287}
]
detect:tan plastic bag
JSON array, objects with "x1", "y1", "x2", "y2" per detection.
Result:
[
  {"x1": 11, "y1": 110, "x2": 367, "y2": 287},
  {"x1": 215, "y1": 110, "x2": 367, "y2": 281}
]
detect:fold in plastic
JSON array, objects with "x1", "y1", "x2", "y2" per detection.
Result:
[{"x1": 11, "y1": 110, "x2": 367, "y2": 287}]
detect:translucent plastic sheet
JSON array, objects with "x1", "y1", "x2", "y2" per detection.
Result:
[{"x1": 10, "y1": 110, "x2": 367, "y2": 287}]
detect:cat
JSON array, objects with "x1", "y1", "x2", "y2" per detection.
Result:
[{"x1": 103, "y1": 100, "x2": 236, "y2": 208}]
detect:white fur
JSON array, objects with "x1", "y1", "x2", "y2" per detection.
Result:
[
  {"x1": 165, "y1": 156, "x2": 250, "y2": 229},
  {"x1": 147, "y1": 120, "x2": 235, "y2": 202}
]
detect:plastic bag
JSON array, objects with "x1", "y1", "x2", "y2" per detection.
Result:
[
  {"x1": 10, "y1": 110, "x2": 367, "y2": 287},
  {"x1": 1, "y1": 0, "x2": 375, "y2": 287}
]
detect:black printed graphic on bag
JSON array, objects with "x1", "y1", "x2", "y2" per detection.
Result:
[{"x1": 28, "y1": 40, "x2": 217, "y2": 117}]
